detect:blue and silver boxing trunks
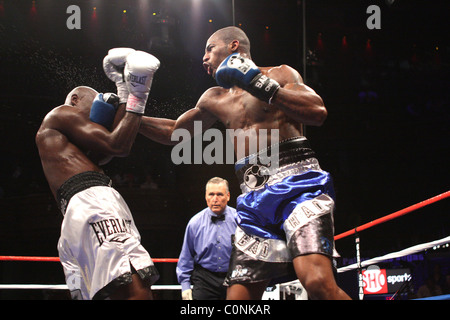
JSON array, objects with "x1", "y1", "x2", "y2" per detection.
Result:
[{"x1": 225, "y1": 137, "x2": 339, "y2": 286}]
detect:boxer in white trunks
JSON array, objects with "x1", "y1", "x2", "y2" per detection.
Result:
[{"x1": 36, "y1": 49, "x2": 160, "y2": 300}]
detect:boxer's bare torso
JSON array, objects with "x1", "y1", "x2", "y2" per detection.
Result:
[{"x1": 36, "y1": 87, "x2": 139, "y2": 199}]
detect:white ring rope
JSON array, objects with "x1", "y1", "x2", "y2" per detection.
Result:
[
  {"x1": 0, "y1": 284, "x2": 181, "y2": 290},
  {"x1": 2, "y1": 236, "x2": 448, "y2": 291},
  {"x1": 337, "y1": 235, "x2": 450, "y2": 273}
]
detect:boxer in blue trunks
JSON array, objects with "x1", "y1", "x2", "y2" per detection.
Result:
[
  {"x1": 227, "y1": 137, "x2": 340, "y2": 291},
  {"x1": 139, "y1": 26, "x2": 350, "y2": 299}
]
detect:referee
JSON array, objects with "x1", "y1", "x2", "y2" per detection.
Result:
[{"x1": 176, "y1": 177, "x2": 237, "y2": 300}]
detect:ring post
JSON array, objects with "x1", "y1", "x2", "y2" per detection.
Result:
[{"x1": 355, "y1": 232, "x2": 364, "y2": 300}]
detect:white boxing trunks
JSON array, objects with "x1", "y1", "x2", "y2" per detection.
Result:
[{"x1": 57, "y1": 171, "x2": 159, "y2": 300}]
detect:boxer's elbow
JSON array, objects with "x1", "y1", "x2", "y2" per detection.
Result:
[
  {"x1": 116, "y1": 148, "x2": 132, "y2": 158},
  {"x1": 108, "y1": 144, "x2": 133, "y2": 158},
  {"x1": 303, "y1": 99, "x2": 327, "y2": 127},
  {"x1": 314, "y1": 104, "x2": 327, "y2": 126}
]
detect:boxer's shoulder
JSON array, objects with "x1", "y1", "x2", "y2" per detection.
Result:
[{"x1": 39, "y1": 104, "x2": 85, "y2": 134}]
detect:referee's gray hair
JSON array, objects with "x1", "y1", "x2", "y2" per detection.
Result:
[{"x1": 206, "y1": 177, "x2": 229, "y2": 193}]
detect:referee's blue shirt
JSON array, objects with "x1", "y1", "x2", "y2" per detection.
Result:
[{"x1": 176, "y1": 206, "x2": 237, "y2": 292}]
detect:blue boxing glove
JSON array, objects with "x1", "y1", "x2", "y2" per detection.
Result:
[
  {"x1": 89, "y1": 92, "x2": 119, "y2": 130},
  {"x1": 215, "y1": 53, "x2": 280, "y2": 104}
]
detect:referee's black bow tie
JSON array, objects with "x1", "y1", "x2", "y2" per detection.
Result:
[{"x1": 211, "y1": 214, "x2": 225, "y2": 223}]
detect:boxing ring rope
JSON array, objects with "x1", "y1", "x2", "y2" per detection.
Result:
[
  {"x1": 0, "y1": 256, "x2": 178, "y2": 263},
  {"x1": 331, "y1": 190, "x2": 449, "y2": 272},
  {"x1": 0, "y1": 191, "x2": 448, "y2": 298},
  {"x1": 334, "y1": 190, "x2": 450, "y2": 241},
  {"x1": 333, "y1": 190, "x2": 449, "y2": 300},
  {"x1": 0, "y1": 257, "x2": 181, "y2": 291},
  {"x1": 336, "y1": 235, "x2": 450, "y2": 273}
]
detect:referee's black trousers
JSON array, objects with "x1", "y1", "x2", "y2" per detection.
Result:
[{"x1": 191, "y1": 264, "x2": 227, "y2": 300}]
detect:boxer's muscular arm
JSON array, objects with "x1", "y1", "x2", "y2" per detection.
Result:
[
  {"x1": 95, "y1": 102, "x2": 127, "y2": 165},
  {"x1": 139, "y1": 90, "x2": 218, "y2": 145},
  {"x1": 54, "y1": 50, "x2": 157, "y2": 156},
  {"x1": 268, "y1": 65, "x2": 327, "y2": 126},
  {"x1": 138, "y1": 116, "x2": 178, "y2": 145},
  {"x1": 215, "y1": 55, "x2": 326, "y2": 126},
  {"x1": 46, "y1": 105, "x2": 141, "y2": 157}
]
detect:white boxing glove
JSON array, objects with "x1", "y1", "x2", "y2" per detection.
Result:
[
  {"x1": 103, "y1": 48, "x2": 136, "y2": 104},
  {"x1": 124, "y1": 51, "x2": 160, "y2": 114}
]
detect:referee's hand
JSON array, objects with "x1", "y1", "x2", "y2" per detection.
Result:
[{"x1": 182, "y1": 289, "x2": 193, "y2": 300}]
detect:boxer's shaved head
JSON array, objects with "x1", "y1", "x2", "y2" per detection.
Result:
[
  {"x1": 65, "y1": 86, "x2": 98, "y2": 107},
  {"x1": 209, "y1": 26, "x2": 251, "y2": 58}
]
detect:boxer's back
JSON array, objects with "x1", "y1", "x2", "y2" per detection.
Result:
[{"x1": 36, "y1": 106, "x2": 102, "y2": 199}]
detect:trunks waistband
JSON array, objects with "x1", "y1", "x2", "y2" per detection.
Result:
[
  {"x1": 235, "y1": 137, "x2": 317, "y2": 188},
  {"x1": 56, "y1": 171, "x2": 112, "y2": 215}
]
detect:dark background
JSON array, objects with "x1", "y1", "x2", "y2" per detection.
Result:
[{"x1": 0, "y1": 0, "x2": 448, "y2": 299}]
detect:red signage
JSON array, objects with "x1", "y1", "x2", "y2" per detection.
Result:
[
  {"x1": 362, "y1": 266, "x2": 388, "y2": 294},
  {"x1": 362, "y1": 266, "x2": 412, "y2": 295}
]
